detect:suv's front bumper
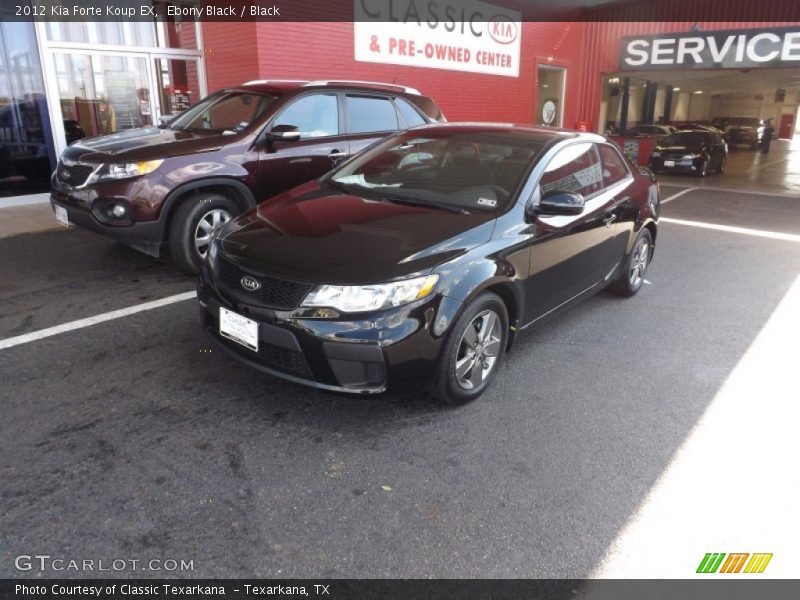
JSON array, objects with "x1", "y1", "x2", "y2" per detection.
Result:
[
  {"x1": 197, "y1": 267, "x2": 459, "y2": 394},
  {"x1": 50, "y1": 175, "x2": 167, "y2": 255}
]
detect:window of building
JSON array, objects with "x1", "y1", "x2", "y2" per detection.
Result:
[
  {"x1": 597, "y1": 144, "x2": 630, "y2": 186},
  {"x1": 273, "y1": 94, "x2": 339, "y2": 138},
  {"x1": 539, "y1": 143, "x2": 602, "y2": 198},
  {"x1": 346, "y1": 95, "x2": 399, "y2": 134}
]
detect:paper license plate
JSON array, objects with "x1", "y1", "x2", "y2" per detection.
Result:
[
  {"x1": 219, "y1": 307, "x2": 259, "y2": 352},
  {"x1": 664, "y1": 160, "x2": 675, "y2": 167},
  {"x1": 54, "y1": 205, "x2": 69, "y2": 226}
]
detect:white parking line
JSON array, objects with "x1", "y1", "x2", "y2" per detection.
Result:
[
  {"x1": 660, "y1": 217, "x2": 800, "y2": 242},
  {"x1": 661, "y1": 187, "x2": 697, "y2": 205},
  {"x1": 658, "y1": 182, "x2": 799, "y2": 199},
  {"x1": 0, "y1": 291, "x2": 196, "y2": 351}
]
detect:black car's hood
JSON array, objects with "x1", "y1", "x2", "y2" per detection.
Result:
[
  {"x1": 218, "y1": 182, "x2": 497, "y2": 284},
  {"x1": 62, "y1": 126, "x2": 238, "y2": 163}
]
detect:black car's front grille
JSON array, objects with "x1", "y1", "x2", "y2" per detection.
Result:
[
  {"x1": 57, "y1": 162, "x2": 95, "y2": 187},
  {"x1": 217, "y1": 256, "x2": 312, "y2": 310}
]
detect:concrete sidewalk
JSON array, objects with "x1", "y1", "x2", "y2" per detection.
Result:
[{"x1": 0, "y1": 196, "x2": 68, "y2": 239}]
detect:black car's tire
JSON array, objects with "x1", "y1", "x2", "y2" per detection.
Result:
[
  {"x1": 716, "y1": 156, "x2": 726, "y2": 174},
  {"x1": 694, "y1": 158, "x2": 708, "y2": 177},
  {"x1": 168, "y1": 194, "x2": 239, "y2": 274},
  {"x1": 432, "y1": 291, "x2": 508, "y2": 406},
  {"x1": 750, "y1": 141, "x2": 758, "y2": 151},
  {"x1": 610, "y1": 228, "x2": 653, "y2": 297}
]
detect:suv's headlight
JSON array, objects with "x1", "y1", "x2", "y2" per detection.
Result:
[
  {"x1": 99, "y1": 159, "x2": 163, "y2": 181},
  {"x1": 302, "y1": 274, "x2": 439, "y2": 313}
]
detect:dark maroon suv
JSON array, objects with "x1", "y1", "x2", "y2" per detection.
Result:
[{"x1": 50, "y1": 80, "x2": 444, "y2": 272}]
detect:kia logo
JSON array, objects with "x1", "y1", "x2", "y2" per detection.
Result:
[
  {"x1": 240, "y1": 276, "x2": 260, "y2": 291},
  {"x1": 488, "y1": 15, "x2": 518, "y2": 45},
  {"x1": 61, "y1": 169, "x2": 71, "y2": 179}
]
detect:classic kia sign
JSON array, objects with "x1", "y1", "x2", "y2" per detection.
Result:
[
  {"x1": 355, "y1": 0, "x2": 522, "y2": 77},
  {"x1": 620, "y1": 27, "x2": 800, "y2": 70}
]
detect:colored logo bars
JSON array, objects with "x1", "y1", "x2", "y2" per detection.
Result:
[{"x1": 696, "y1": 553, "x2": 773, "y2": 574}]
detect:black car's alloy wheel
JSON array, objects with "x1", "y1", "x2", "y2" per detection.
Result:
[
  {"x1": 169, "y1": 193, "x2": 239, "y2": 273},
  {"x1": 433, "y1": 291, "x2": 508, "y2": 405},
  {"x1": 611, "y1": 228, "x2": 652, "y2": 297}
]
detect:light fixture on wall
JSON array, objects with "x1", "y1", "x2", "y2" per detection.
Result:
[
  {"x1": 673, "y1": 87, "x2": 681, "y2": 91},
  {"x1": 693, "y1": 90, "x2": 703, "y2": 94}
]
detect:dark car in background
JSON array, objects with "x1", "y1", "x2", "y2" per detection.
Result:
[
  {"x1": 50, "y1": 80, "x2": 444, "y2": 272},
  {"x1": 197, "y1": 124, "x2": 659, "y2": 404},
  {"x1": 720, "y1": 116, "x2": 764, "y2": 150},
  {"x1": 625, "y1": 124, "x2": 675, "y2": 138},
  {"x1": 649, "y1": 130, "x2": 727, "y2": 176}
]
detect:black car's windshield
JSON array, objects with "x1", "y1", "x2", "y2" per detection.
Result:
[
  {"x1": 169, "y1": 91, "x2": 277, "y2": 134},
  {"x1": 661, "y1": 132, "x2": 711, "y2": 146},
  {"x1": 329, "y1": 130, "x2": 545, "y2": 212}
]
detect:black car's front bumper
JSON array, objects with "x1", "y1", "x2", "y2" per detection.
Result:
[
  {"x1": 197, "y1": 267, "x2": 461, "y2": 394},
  {"x1": 650, "y1": 155, "x2": 704, "y2": 174}
]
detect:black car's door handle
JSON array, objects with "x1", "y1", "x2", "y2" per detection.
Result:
[
  {"x1": 603, "y1": 213, "x2": 617, "y2": 227},
  {"x1": 328, "y1": 150, "x2": 348, "y2": 159}
]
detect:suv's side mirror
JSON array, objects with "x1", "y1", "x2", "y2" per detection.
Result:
[
  {"x1": 267, "y1": 124, "x2": 301, "y2": 142},
  {"x1": 535, "y1": 190, "x2": 585, "y2": 216}
]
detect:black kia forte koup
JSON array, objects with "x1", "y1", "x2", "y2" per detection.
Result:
[{"x1": 197, "y1": 124, "x2": 659, "y2": 404}]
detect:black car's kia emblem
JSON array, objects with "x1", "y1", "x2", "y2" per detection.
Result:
[
  {"x1": 240, "y1": 276, "x2": 260, "y2": 291},
  {"x1": 61, "y1": 169, "x2": 71, "y2": 179}
]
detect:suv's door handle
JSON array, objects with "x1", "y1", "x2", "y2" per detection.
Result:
[{"x1": 603, "y1": 213, "x2": 617, "y2": 227}]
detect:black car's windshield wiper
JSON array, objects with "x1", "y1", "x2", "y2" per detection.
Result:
[
  {"x1": 324, "y1": 179, "x2": 353, "y2": 195},
  {"x1": 377, "y1": 193, "x2": 469, "y2": 214}
]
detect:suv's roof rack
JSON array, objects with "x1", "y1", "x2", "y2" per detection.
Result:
[
  {"x1": 242, "y1": 79, "x2": 308, "y2": 86},
  {"x1": 302, "y1": 80, "x2": 421, "y2": 95}
]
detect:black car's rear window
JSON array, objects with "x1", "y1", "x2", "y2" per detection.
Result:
[
  {"x1": 661, "y1": 132, "x2": 711, "y2": 146},
  {"x1": 329, "y1": 130, "x2": 546, "y2": 213}
]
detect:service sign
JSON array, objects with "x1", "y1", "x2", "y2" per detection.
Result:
[
  {"x1": 354, "y1": 0, "x2": 521, "y2": 77},
  {"x1": 620, "y1": 26, "x2": 800, "y2": 71}
]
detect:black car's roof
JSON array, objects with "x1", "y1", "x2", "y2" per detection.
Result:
[{"x1": 396, "y1": 122, "x2": 587, "y2": 145}]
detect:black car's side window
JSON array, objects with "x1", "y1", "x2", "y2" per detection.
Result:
[
  {"x1": 346, "y1": 95, "x2": 399, "y2": 134},
  {"x1": 272, "y1": 93, "x2": 339, "y2": 139},
  {"x1": 539, "y1": 142, "x2": 603, "y2": 199},
  {"x1": 597, "y1": 143, "x2": 631, "y2": 187},
  {"x1": 395, "y1": 97, "x2": 426, "y2": 127}
]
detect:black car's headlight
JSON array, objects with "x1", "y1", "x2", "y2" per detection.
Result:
[{"x1": 302, "y1": 275, "x2": 439, "y2": 313}]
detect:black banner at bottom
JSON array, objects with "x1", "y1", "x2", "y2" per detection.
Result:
[{"x1": 2, "y1": 579, "x2": 799, "y2": 600}]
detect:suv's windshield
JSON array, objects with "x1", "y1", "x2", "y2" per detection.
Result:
[
  {"x1": 661, "y1": 132, "x2": 711, "y2": 146},
  {"x1": 169, "y1": 91, "x2": 277, "y2": 134},
  {"x1": 729, "y1": 117, "x2": 761, "y2": 127},
  {"x1": 329, "y1": 131, "x2": 544, "y2": 213}
]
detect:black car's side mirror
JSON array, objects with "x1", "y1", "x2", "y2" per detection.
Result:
[
  {"x1": 267, "y1": 124, "x2": 301, "y2": 142},
  {"x1": 533, "y1": 190, "x2": 585, "y2": 217}
]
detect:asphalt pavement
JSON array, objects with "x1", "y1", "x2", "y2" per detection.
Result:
[{"x1": 1, "y1": 186, "x2": 798, "y2": 578}]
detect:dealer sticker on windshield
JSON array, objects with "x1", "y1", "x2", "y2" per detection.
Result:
[{"x1": 477, "y1": 197, "x2": 497, "y2": 208}]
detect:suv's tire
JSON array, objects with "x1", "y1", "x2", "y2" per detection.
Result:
[
  {"x1": 610, "y1": 228, "x2": 653, "y2": 297},
  {"x1": 169, "y1": 193, "x2": 239, "y2": 274},
  {"x1": 432, "y1": 291, "x2": 508, "y2": 406}
]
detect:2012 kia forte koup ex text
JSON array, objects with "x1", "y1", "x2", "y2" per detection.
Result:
[{"x1": 197, "y1": 124, "x2": 660, "y2": 404}]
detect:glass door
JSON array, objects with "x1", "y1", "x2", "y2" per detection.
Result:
[
  {"x1": 152, "y1": 56, "x2": 202, "y2": 125},
  {"x1": 537, "y1": 65, "x2": 566, "y2": 128}
]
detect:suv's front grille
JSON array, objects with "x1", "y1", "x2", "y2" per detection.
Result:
[
  {"x1": 57, "y1": 162, "x2": 95, "y2": 187},
  {"x1": 217, "y1": 256, "x2": 312, "y2": 310}
]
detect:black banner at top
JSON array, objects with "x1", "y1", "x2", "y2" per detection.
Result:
[{"x1": 620, "y1": 26, "x2": 800, "y2": 71}]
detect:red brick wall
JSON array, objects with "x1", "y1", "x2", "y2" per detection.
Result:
[{"x1": 203, "y1": 21, "x2": 587, "y2": 127}]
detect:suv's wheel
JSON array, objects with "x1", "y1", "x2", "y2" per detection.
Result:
[
  {"x1": 610, "y1": 228, "x2": 653, "y2": 297},
  {"x1": 169, "y1": 193, "x2": 238, "y2": 274},
  {"x1": 433, "y1": 291, "x2": 508, "y2": 405}
]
